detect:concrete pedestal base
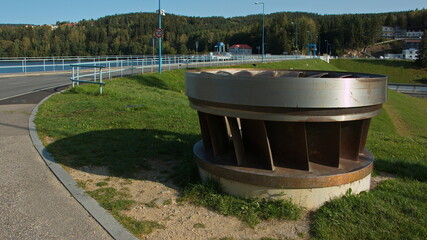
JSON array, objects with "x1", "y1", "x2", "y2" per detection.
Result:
[
  {"x1": 199, "y1": 167, "x2": 371, "y2": 209},
  {"x1": 194, "y1": 140, "x2": 373, "y2": 209}
]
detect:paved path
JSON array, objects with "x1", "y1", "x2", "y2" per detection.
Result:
[
  {"x1": 0, "y1": 88, "x2": 113, "y2": 239},
  {"x1": 0, "y1": 62, "x2": 260, "y2": 239}
]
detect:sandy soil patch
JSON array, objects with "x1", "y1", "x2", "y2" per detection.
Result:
[
  {"x1": 66, "y1": 159, "x2": 395, "y2": 240},
  {"x1": 67, "y1": 159, "x2": 310, "y2": 240}
]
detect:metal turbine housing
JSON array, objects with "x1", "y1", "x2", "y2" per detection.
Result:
[{"x1": 185, "y1": 68, "x2": 387, "y2": 208}]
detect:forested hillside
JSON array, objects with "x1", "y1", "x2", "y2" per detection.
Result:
[{"x1": 0, "y1": 9, "x2": 426, "y2": 57}]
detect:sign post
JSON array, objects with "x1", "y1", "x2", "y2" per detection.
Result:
[
  {"x1": 156, "y1": 1, "x2": 165, "y2": 74},
  {"x1": 154, "y1": 26, "x2": 164, "y2": 73}
]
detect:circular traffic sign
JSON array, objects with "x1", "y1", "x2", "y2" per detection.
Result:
[{"x1": 154, "y1": 28, "x2": 164, "y2": 38}]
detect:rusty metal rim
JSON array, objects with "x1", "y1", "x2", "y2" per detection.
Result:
[
  {"x1": 189, "y1": 101, "x2": 382, "y2": 122},
  {"x1": 193, "y1": 141, "x2": 374, "y2": 189}
]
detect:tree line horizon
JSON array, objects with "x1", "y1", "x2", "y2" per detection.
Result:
[{"x1": 0, "y1": 9, "x2": 426, "y2": 57}]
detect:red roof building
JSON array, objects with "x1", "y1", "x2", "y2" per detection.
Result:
[{"x1": 229, "y1": 44, "x2": 253, "y2": 55}]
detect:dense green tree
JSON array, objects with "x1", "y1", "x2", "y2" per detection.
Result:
[
  {"x1": 0, "y1": 10, "x2": 425, "y2": 57},
  {"x1": 416, "y1": 31, "x2": 427, "y2": 68}
]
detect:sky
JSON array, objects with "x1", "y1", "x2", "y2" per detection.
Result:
[{"x1": 0, "y1": 0, "x2": 425, "y2": 25}]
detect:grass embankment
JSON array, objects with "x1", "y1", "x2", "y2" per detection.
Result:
[
  {"x1": 236, "y1": 58, "x2": 341, "y2": 71},
  {"x1": 311, "y1": 89, "x2": 427, "y2": 240},
  {"x1": 35, "y1": 59, "x2": 427, "y2": 239},
  {"x1": 35, "y1": 59, "x2": 334, "y2": 234},
  {"x1": 330, "y1": 59, "x2": 427, "y2": 84}
]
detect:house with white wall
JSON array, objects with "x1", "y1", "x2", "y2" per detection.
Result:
[
  {"x1": 406, "y1": 30, "x2": 424, "y2": 38},
  {"x1": 384, "y1": 48, "x2": 418, "y2": 60},
  {"x1": 402, "y1": 48, "x2": 418, "y2": 60},
  {"x1": 229, "y1": 44, "x2": 252, "y2": 55}
]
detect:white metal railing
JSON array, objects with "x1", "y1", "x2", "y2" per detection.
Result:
[
  {"x1": 66, "y1": 54, "x2": 317, "y2": 94},
  {"x1": 71, "y1": 64, "x2": 106, "y2": 94},
  {"x1": 0, "y1": 54, "x2": 317, "y2": 75},
  {"x1": 388, "y1": 83, "x2": 427, "y2": 95}
]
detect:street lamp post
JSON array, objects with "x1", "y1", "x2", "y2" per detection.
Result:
[
  {"x1": 151, "y1": 38, "x2": 155, "y2": 59},
  {"x1": 255, "y1": 2, "x2": 265, "y2": 63},
  {"x1": 324, "y1": 40, "x2": 329, "y2": 56},
  {"x1": 307, "y1": 31, "x2": 312, "y2": 56},
  {"x1": 292, "y1": 21, "x2": 298, "y2": 58}
]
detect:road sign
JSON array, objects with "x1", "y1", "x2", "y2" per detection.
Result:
[{"x1": 154, "y1": 28, "x2": 164, "y2": 38}]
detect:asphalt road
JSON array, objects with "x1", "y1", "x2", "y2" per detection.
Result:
[
  {"x1": 0, "y1": 72, "x2": 71, "y2": 101},
  {"x1": 0, "y1": 59, "x2": 259, "y2": 101}
]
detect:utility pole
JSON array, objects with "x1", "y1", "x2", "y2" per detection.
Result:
[
  {"x1": 292, "y1": 21, "x2": 298, "y2": 58},
  {"x1": 255, "y1": 2, "x2": 265, "y2": 63},
  {"x1": 325, "y1": 40, "x2": 329, "y2": 55},
  {"x1": 152, "y1": 38, "x2": 155, "y2": 59}
]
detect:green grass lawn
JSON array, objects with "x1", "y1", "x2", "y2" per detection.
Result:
[
  {"x1": 311, "y1": 89, "x2": 427, "y2": 240},
  {"x1": 35, "y1": 59, "x2": 427, "y2": 239},
  {"x1": 330, "y1": 59, "x2": 427, "y2": 84},
  {"x1": 235, "y1": 58, "x2": 342, "y2": 71}
]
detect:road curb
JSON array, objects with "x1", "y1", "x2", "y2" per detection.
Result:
[{"x1": 28, "y1": 93, "x2": 138, "y2": 240}]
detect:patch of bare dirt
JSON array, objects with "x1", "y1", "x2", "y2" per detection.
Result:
[
  {"x1": 43, "y1": 136, "x2": 55, "y2": 145},
  {"x1": 383, "y1": 104, "x2": 412, "y2": 137},
  {"x1": 370, "y1": 171, "x2": 398, "y2": 189},
  {"x1": 67, "y1": 159, "x2": 311, "y2": 240}
]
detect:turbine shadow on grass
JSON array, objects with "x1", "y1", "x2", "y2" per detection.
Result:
[
  {"x1": 374, "y1": 158, "x2": 427, "y2": 182},
  {"x1": 46, "y1": 128, "x2": 200, "y2": 186}
]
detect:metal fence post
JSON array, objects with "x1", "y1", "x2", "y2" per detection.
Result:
[
  {"x1": 136, "y1": 57, "x2": 140, "y2": 74},
  {"x1": 77, "y1": 66, "x2": 80, "y2": 85},
  {"x1": 72, "y1": 66, "x2": 75, "y2": 88},
  {"x1": 131, "y1": 59, "x2": 134, "y2": 76},
  {"x1": 108, "y1": 62, "x2": 111, "y2": 79},
  {"x1": 100, "y1": 68, "x2": 103, "y2": 95}
]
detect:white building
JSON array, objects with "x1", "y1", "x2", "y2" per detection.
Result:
[
  {"x1": 384, "y1": 48, "x2": 418, "y2": 60},
  {"x1": 402, "y1": 48, "x2": 418, "y2": 60},
  {"x1": 381, "y1": 26, "x2": 394, "y2": 38},
  {"x1": 229, "y1": 44, "x2": 252, "y2": 55},
  {"x1": 384, "y1": 53, "x2": 402, "y2": 59},
  {"x1": 381, "y1": 26, "x2": 424, "y2": 39},
  {"x1": 406, "y1": 30, "x2": 424, "y2": 38}
]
